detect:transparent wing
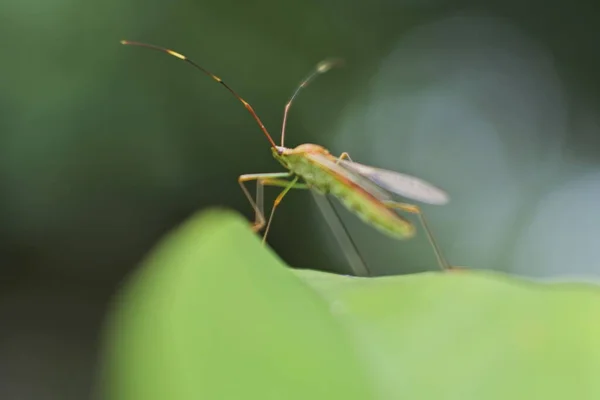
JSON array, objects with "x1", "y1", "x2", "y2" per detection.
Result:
[
  {"x1": 306, "y1": 153, "x2": 392, "y2": 201},
  {"x1": 337, "y1": 159, "x2": 449, "y2": 205}
]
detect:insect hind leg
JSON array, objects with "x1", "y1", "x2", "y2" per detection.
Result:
[{"x1": 383, "y1": 200, "x2": 451, "y2": 271}]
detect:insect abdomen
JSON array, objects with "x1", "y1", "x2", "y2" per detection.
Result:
[{"x1": 330, "y1": 180, "x2": 415, "y2": 239}]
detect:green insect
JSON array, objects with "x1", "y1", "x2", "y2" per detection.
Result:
[{"x1": 121, "y1": 40, "x2": 453, "y2": 273}]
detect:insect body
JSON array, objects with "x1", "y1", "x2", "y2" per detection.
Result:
[
  {"x1": 274, "y1": 144, "x2": 415, "y2": 239},
  {"x1": 121, "y1": 40, "x2": 452, "y2": 272}
]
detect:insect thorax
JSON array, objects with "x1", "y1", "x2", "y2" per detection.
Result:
[{"x1": 283, "y1": 153, "x2": 334, "y2": 193}]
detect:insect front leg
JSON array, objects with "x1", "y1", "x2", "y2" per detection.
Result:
[
  {"x1": 382, "y1": 200, "x2": 451, "y2": 272},
  {"x1": 238, "y1": 172, "x2": 308, "y2": 242},
  {"x1": 238, "y1": 172, "x2": 293, "y2": 233}
]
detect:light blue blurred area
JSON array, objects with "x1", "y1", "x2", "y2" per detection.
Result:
[{"x1": 321, "y1": 13, "x2": 600, "y2": 277}]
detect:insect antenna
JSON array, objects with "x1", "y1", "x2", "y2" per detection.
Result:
[
  {"x1": 120, "y1": 40, "x2": 278, "y2": 149},
  {"x1": 280, "y1": 58, "x2": 344, "y2": 147}
]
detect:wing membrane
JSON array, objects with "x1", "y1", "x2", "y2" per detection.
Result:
[{"x1": 337, "y1": 159, "x2": 449, "y2": 205}]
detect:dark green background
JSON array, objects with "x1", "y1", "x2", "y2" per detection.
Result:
[{"x1": 1, "y1": 0, "x2": 599, "y2": 398}]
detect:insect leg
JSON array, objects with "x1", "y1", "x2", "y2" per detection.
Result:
[
  {"x1": 335, "y1": 152, "x2": 353, "y2": 164},
  {"x1": 383, "y1": 200, "x2": 450, "y2": 271},
  {"x1": 262, "y1": 176, "x2": 302, "y2": 244},
  {"x1": 251, "y1": 172, "x2": 371, "y2": 275},
  {"x1": 259, "y1": 178, "x2": 308, "y2": 189},
  {"x1": 238, "y1": 173, "x2": 308, "y2": 242},
  {"x1": 310, "y1": 190, "x2": 371, "y2": 277},
  {"x1": 238, "y1": 172, "x2": 293, "y2": 232}
]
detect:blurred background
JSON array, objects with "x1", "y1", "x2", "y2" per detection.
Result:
[{"x1": 1, "y1": 0, "x2": 600, "y2": 398}]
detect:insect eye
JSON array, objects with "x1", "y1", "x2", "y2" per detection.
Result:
[{"x1": 274, "y1": 146, "x2": 286, "y2": 155}]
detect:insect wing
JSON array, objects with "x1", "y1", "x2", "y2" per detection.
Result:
[
  {"x1": 305, "y1": 153, "x2": 392, "y2": 201},
  {"x1": 337, "y1": 160, "x2": 449, "y2": 205}
]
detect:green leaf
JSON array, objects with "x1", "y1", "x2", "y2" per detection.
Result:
[
  {"x1": 100, "y1": 208, "x2": 600, "y2": 400},
  {"x1": 296, "y1": 269, "x2": 600, "y2": 399},
  {"x1": 99, "y1": 208, "x2": 376, "y2": 400}
]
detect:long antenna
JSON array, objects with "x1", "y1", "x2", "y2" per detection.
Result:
[
  {"x1": 280, "y1": 58, "x2": 344, "y2": 147},
  {"x1": 120, "y1": 40, "x2": 278, "y2": 149}
]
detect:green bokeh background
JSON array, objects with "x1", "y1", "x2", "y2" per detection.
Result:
[{"x1": 1, "y1": 0, "x2": 600, "y2": 398}]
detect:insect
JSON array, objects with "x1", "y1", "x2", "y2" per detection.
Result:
[{"x1": 121, "y1": 40, "x2": 452, "y2": 272}]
